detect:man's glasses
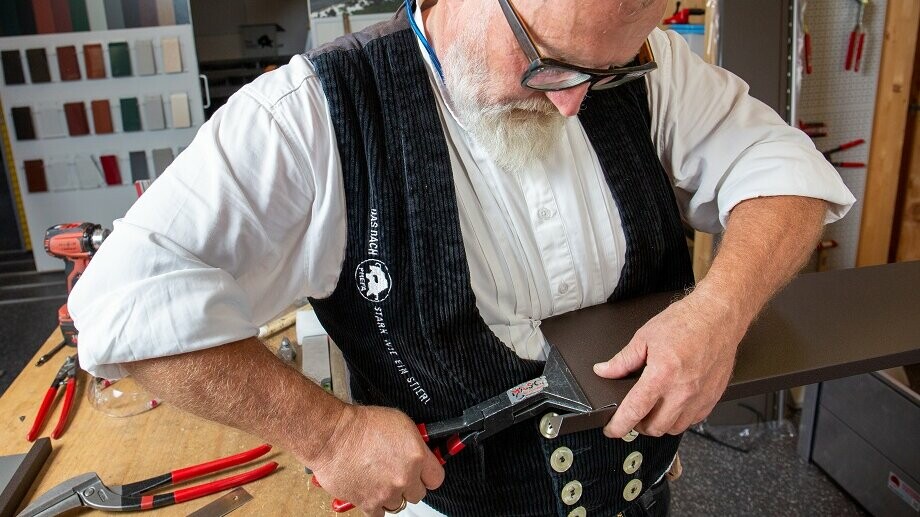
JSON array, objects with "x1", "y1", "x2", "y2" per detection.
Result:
[{"x1": 497, "y1": 0, "x2": 658, "y2": 91}]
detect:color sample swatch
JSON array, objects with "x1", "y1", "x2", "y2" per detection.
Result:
[
  {"x1": 142, "y1": 94, "x2": 165, "y2": 130},
  {"x1": 32, "y1": 0, "x2": 55, "y2": 34},
  {"x1": 84, "y1": 43, "x2": 106, "y2": 78},
  {"x1": 11, "y1": 106, "x2": 37, "y2": 140},
  {"x1": 86, "y1": 0, "x2": 107, "y2": 30},
  {"x1": 50, "y1": 0, "x2": 72, "y2": 33},
  {"x1": 36, "y1": 107, "x2": 67, "y2": 138},
  {"x1": 25, "y1": 48, "x2": 51, "y2": 83},
  {"x1": 64, "y1": 101, "x2": 89, "y2": 136},
  {"x1": 46, "y1": 161, "x2": 79, "y2": 191},
  {"x1": 69, "y1": 0, "x2": 90, "y2": 31},
  {"x1": 91, "y1": 99, "x2": 113, "y2": 133},
  {"x1": 135, "y1": 39, "x2": 155, "y2": 75},
  {"x1": 169, "y1": 92, "x2": 190, "y2": 128},
  {"x1": 56, "y1": 45, "x2": 80, "y2": 80},
  {"x1": 103, "y1": 0, "x2": 125, "y2": 29},
  {"x1": 129, "y1": 150, "x2": 149, "y2": 181},
  {"x1": 120, "y1": 97, "x2": 141, "y2": 131},
  {"x1": 161, "y1": 37, "x2": 181, "y2": 73},
  {"x1": 108, "y1": 41, "x2": 131, "y2": 77},
  {"x1": 155, "y1": 0, "x2": 175, "y2": 25},
  {"x1": 100, "y1": 154, "x2": 122, "y2": 185},
  {"x1": 25, "y1": 159, "x2": 48, "y2": 192},
  {"x1": 152, "y1": 147, "x2": 173, "y2": 175},
  {"x1": 76, "y1": 156, "x2": 104, "y2": 188},
  {"x1": 2, "y1": 50, "x2": 26, "y2": 85}
]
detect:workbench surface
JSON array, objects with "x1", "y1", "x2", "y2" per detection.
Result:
[{"x1": 1, "y1": 330, "x2": 354, "y2": 516}]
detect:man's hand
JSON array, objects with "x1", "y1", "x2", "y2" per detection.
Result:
[
  {"x1": 592, "y1": 195, "x2": 827, "y2": 439},
  {"x1": 593, "y1": 290, "x2": 747, "y2": 437},
  {"x1": 311, "y1": 406, "x2": 445, "y2": 517}
]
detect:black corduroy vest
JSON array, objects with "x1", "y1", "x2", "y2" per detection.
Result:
[{"x1": 306, "y1": 13, "x2": 694, "y2": 517}]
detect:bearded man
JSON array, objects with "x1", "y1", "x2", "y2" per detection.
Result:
[{"x1": 70, "y1": 0, "x2": 855, "y2": 515}]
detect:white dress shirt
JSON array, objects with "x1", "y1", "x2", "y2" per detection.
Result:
[{"x1": 69, "y1": 14, "x2": 854, "y2": 516}]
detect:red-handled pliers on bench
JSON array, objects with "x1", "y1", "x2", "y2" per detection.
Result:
[
  {"x1": 16, "y1": 444, "x2": 278, "y2": 516},
  {"x1": 27, "y1": 355, "x2": 78, "y2": 442}
]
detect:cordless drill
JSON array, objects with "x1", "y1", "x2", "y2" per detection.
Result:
[{"x1": 44, "y1": 222, "x2": 110, "y2": 347}]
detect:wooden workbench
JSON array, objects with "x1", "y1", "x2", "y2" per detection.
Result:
[{"x1": 1, "y1": 330, "x2": 354, "y2": 516}]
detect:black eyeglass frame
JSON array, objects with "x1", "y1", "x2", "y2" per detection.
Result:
[{"x1": 497, "y1": 0, "x2": 658, "y2": 91}]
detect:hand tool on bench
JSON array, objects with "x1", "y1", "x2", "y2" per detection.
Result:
[
  {"x1": 16, "y1": 445, "x2": 278, "y2": 517},
  {"x1": 317, "y1": 262, "x2": 919, "y2": 511},
  {"x1": 35, "y1": 341, "x2": 66, "y2": 367},
  {"x1": 26, "y1": 356, "x2": 77, "y2": 442}
]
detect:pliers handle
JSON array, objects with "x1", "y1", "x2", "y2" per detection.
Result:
[
  {"x1": 27, "y1": 355, "x2": 77, "y2": 442},
  {"x1": 312, "y1": 423, "x2": 479, "y2": 513},
  {"x1": 846, "y1": 0, "x2": 868, "y2": 72}
]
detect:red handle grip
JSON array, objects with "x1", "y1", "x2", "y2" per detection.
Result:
[
  {"x1": 846, "y1": 32, "x2": 857, "y2": 70},
  {"x1": 804, "y1": 33, "x2": 813, "y2": 74},
  {"x1": 27, "y1": 387, "x2": 58, "y2": 442},
  {"x1": 832, "y1": 162, "x2": 866, "y2": 168},
  {"x1": 854, "y1": 33, "x2": 866, "y2": 72},
  {"x1": 838, "y1": 139, "x2": 866, "y2": 151},
  {"x1": 172, "y1": 444, "x2": 272, "y2": 483},
  {"x1": 173, "y1": 461, "x2": 278, "y2": 504},
  {"x1": 51, "y1": 377, "x2": 76, "y2": 439}
]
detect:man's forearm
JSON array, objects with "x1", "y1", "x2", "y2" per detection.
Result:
[
  {"x1": 124, "y1": 338, "x2": 348, "y2": 467},
  {"x1": 694, "y1": 195, "x2": 827, "y2": 323}
]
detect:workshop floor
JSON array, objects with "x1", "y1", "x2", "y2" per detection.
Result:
[
  {"x1": 0, "y1": 251, "x2": 64, "y2": 395},
  {"x1": 0, "y1": 252, "x2": 869, "y2": 515},
  {"x1": 670, "y1": 420, "x2": 868, "y2": 515}
]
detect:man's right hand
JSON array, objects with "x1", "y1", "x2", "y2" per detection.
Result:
[{"x1": 310, "y1": 405, "x2": 446, "y2": 516}]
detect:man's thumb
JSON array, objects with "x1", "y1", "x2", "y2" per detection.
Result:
[{"x1": 593, "y1": 341, "x2": 645, "y2": 379}]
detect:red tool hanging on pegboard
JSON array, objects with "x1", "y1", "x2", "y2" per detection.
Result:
[{"x1": 845, "y1": 0, "x2": 869, "y2": 72}]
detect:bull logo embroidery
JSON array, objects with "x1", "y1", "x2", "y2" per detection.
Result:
[{"x1": 355, "y1": 259, "x2": 392, "y2": 303}]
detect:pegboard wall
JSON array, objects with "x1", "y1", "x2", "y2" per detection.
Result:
[{"x1": 796, "y1": 0, "x2": 888, "y2": 270}]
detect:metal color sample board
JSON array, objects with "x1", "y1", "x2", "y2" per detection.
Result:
[{"x1": 541, "y1": 261, "x2": 920, "y2": 413}]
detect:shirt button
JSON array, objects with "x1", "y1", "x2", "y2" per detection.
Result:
[
  {"x1": 557, "y1": 282, "x2": 570, "y2": 295},
  {"x1": 561, "y1": 480, "x2": 583, "y2": 505},
  {"x1": 622, "y1": 429, "x2": 639, "y2": 442},
  {"x1": 568, "y1": 506, "x2": 587, "y2": 517},
  {"x1": 623, "y1": 478, "x2": 643, "y2": 502},
  {"x1": 537, "y1": 207, "x2": 554, "y2": 220},
  {"x1": 551, "y1": 446, "x2": 574, "y2": 473},
  {"x1": 623, "y1": 451, "x2": 643, "y2": 474}
]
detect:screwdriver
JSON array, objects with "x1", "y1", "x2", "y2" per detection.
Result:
[{"x1": 36, "y1": 340, "x2": 67, "y2": 367}]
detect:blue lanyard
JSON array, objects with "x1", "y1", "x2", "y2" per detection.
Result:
[{"x1": 405, "y1": 0, "x2": 444, "y2": 80}]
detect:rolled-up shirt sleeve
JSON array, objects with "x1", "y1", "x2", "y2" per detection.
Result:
[
  {"x1": 70, "y1": 62, "x2": 338, "y2": 379},
  {"x1": 647, "y1": 29, "x2": 856, "y2": 233}
]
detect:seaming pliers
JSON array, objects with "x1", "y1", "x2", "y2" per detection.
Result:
[
  {"x1": 16, "y1": 444, "x2": 278, "y2": 516},
  {"x1": 27, "y1": 355, "x2": 78, "y2": 442},
  {"x1": 313, "y1": 348, "x2": 595, "y2": 512}
]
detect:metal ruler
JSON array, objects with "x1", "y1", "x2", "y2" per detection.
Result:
[{"x1": 0, "y1": 97, "x2": 31, "y2": 250}]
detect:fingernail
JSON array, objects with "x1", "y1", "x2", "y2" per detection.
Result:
[{"x1": 593, "y1": 362, "x2": 605, "y2": 373}]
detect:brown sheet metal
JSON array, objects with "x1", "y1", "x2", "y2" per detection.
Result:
[{"x1": 541, "y1": 261, "x2": 920, "y2": 411}]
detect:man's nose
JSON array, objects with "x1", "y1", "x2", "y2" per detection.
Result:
[{"x1": 545, "y1": 83, "x2": 590, "y2": 117}]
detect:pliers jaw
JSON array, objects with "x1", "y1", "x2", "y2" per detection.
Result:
[{"x1": 15, "y1": 473, "x2": 110, "y2": 517}]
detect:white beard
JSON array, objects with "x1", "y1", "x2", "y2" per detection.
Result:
[{"x1": 442, "y1": 29, "x2": 565, "y2": 172}]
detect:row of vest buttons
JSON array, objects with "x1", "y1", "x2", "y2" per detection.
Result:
[{"x1": 547, "y1": 426, "x2": 645, "y2": 514}]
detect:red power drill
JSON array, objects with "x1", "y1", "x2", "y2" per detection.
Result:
[{"x1": 44, "y1": 222, "x2": 110, "y2": 348}]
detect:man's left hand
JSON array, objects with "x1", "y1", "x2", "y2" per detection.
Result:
[{"x1": 592, "y1": 289, "x2": 750, "y2": 438}]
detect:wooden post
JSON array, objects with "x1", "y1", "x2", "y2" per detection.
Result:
[
  {"x1": 894, "y1": 33, "x2": 920, "y2": 262},
  {"x1": 856, "y1": 0, "x2": 920, "y2": 266}
]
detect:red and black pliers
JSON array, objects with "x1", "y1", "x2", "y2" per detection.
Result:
[
  {"x1": 16, "y1": 444, "x2": 278, "y2": 516},
  {"x1": 27, "y1": 354, "x2": 78, "y2": 442},
  {"x1": 311, "y1": 422, "x2": 480, "y2": 512},
  {"x1": 846, "y1": 0, "x2": 869, "y2": 72}
]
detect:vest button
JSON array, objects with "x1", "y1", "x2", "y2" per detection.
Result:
[
  {"x1": 537, "y1": 207, "x2": 554, "y2": 220},
  {"x1": 623, "y1": 451, "x2": 643, "y2": 474},
  {"x1": 557, "y1": 282, "x2": 570, "y2": 295},
  {"x1": 568, "y1": 506, "x2": 587, "y2": 517},
  {"x1": 623, "y1": 478, "x2": 643, "y2": 502},
  {"x1": 622, "y1": 429, "x2": 639, "y2": 442},
  {"x1": 561, "y1": 480, "x2": 583, "y2": 505},
  {"x1": 550, "y1": 446, "x2": 574, "y2": 473},
  {"x1": 539, "y1": 412, "x2": 560, "y2": 439}
]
